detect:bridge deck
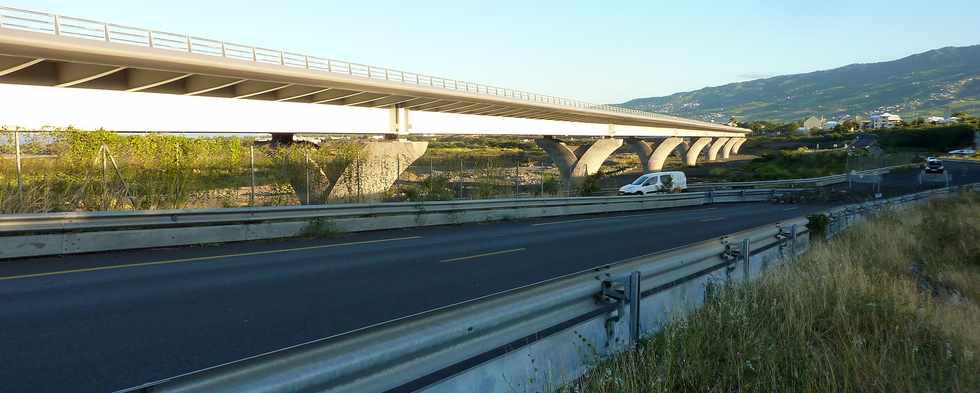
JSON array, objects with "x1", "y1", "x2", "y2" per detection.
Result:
[{"x1": 0, "y1": 6, "x2": 749, "y2": 135}]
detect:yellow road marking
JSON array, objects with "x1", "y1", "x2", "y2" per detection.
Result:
[
  {"x1": 531, "y1": 208, "x2": 718, "y2": 227},
  {"x1": 440, "y1": 248, "x2": 526, "y2": 263},
  {"x1": 0, "y1": 236, "x2": 423, "y2": 281}
]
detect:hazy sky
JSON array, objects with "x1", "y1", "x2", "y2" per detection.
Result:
[{"x1": 5, "y1": 0, "x2": 979, "y2": 103}]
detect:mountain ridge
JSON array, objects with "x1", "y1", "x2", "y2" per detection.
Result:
[{"x1": 618, "y1": 45, "x2": 980, "y2": 123}]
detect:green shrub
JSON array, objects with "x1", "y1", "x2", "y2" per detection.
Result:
[{"x1": 402, "y1": 175, "x2": 455, "y2": 202}]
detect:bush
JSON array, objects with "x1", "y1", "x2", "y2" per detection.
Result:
[
  {"x1": 402, "y1": 175, "x2": 455, "y2": 202},
  {"x1": 874, "y1": 124, "x2": 977, "y2": 151}
]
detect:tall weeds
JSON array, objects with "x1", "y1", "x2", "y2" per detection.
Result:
[{"x1": 569, "y1": 193, "x2": 980, "y2": 393}]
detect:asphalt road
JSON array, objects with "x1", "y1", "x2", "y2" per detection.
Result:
[{"x1": 1, "y1": 161, "x2": 977, "y2": 393}]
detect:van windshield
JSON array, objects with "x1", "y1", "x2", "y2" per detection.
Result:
[{"x1": 631, "y1": 176, "x2": 650, "y2": 186}]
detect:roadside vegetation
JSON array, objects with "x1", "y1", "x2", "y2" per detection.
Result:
[
  {"x1": 0, "y1": 129, "x2": 568, "y2": 213},
  {"x1": 567, "y1": 194, "x2": 980, "y2": 393}
]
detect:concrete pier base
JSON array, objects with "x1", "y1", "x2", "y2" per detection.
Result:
[
  {"x1": 535, "y1": 137, "x2": 623, "y2": 190},
  {"x1": 626, "y1": 137, "x2": 685, "y2": 172}
]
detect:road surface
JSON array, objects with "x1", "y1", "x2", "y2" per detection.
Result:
[{"x1": 1, "y1": 161, "x2": 977, "y2": 393}]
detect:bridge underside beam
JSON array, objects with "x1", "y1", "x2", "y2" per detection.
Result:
[
  {"x1": 536, "y1": 137, "x2": 622, "y2": 191},
  {"x1": 0, "y1": 83, "x2": 753, "y2": 139}
]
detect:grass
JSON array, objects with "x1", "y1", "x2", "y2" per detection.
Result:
[{"x1": 566, "y1": 193, "x2": 980, "y2": 393}]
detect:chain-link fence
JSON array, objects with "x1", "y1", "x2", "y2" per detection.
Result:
[{"x1": 1, "y1": 130, "x2": 584, "y2": 214}]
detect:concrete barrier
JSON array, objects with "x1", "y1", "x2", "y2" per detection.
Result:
[{"x1": 0, "y1": 190, "x2": 778, "y2": 259}]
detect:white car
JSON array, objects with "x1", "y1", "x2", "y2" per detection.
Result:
[
  {"x1": 619, "y1": 171, "x2": 687, "y2": 195},
  {"x1": 948, "y1": 148, "x2": 977, "y2": 156}
]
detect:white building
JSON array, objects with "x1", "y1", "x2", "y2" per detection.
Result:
[
  {"x1": 823, "y1": 120, "x2": 839, "y2": 129},
  {"x1": 868, "y1": 113, "x2": 902, "y2": 129}
]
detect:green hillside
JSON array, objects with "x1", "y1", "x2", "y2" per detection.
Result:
[{"x1": 619, "y1": 45, "x2": 980, "y2": 122}]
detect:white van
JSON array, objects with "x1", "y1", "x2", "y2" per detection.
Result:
[{"x1": 618, "y1": 171, "x2": 687, "y2": 195}]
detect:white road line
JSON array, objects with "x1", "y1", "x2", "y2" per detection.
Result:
[
  {"x1": 440, "y1": 248, "x2": 526, "y2": 263},
  {"x1": 531, "y1": 208, "x2": 718, "y2": 227}
]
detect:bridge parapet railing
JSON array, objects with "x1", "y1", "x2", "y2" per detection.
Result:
[{"x1": 0, "y1": 6, "x2": 728, "y2": 129}]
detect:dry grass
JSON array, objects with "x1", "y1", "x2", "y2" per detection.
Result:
[{"x1": 566, "y1": 193, "x2": 980, "y2": 393}]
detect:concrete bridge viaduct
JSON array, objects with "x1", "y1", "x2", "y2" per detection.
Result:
[{"x1": 0, "y1": 6, "x2": 750, "y2": 200}]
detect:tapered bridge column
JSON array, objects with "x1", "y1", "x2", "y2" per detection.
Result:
[
  {"x1": 707, "y1": 137, "x2": 730, "y2": 161},
  {"x1": 625, "y1": 137, "x2": 684, "y2": 172},
  {"x1": 685, "y1": 137, "x2": 713, "y2": 167},
  {"x1": 731, "y1": 138, "x2": 747, "y2": 155},
  {"x1": 721, "y1": 138, "x2": 740, "y2": 159},
  {"x1": 290, "y1": 140, "x2": 428, "y2": 204},
  {"x1": 536, "y1": 137, "x2": 623, "y2": 189}
]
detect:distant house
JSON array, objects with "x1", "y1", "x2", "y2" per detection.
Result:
[
  {"x1": 803, "y1": 116, "x2": 825, "y2": 130},
  {"x1": 823, "y1": 120, "x2": 839, "y2": 130},
  {"x1": 867, "y1": 113, "x2": 902, "y2": 129},
  {"x1": 926, "y1": 116, "x2": 947, "y2": 124}
]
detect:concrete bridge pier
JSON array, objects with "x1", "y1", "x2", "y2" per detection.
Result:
[
  {"x1": 327, "y1": 140, "x2": 428, "y2": 202},
  {"x1": 625, "y1": 137, "x2": 685, "y2": 172},
  {"x1": 707, "y1": 137, "x2": 731, "y2": 161},
  {"x1": 289, "y1": 140, "x2": 428, "y2": 204},
  {"x1": 271, "y1": 133, "x2": 295, "y2": 145},
  {"x1": 731, "y1": 138, "x2": 747, "y2": 155},
  {"x1": 685, "y1": 137, "x2": 713, "y2": 167},
  {"x1": 721, "y1": 137, "x2": 741, "y2": 159},
  {"x1": 536, "y1": 137, "x2": 623, "y2": 189}
]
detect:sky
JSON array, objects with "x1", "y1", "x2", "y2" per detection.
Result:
[{"x1": 2, "y1": 0, "x2": 979, "y2": 131}]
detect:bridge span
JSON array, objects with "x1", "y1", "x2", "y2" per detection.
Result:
[{"x1": 0, "y1": 5, "x2": 750, "y2": 195}]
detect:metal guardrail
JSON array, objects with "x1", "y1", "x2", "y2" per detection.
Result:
[
  {"x1": 113, "y1": 181, "x2": 980, "y2": 393},
  {"x1": 823, "y1": 182, "x2": 980, "y2": 239},
  {"x1": 687, "y1": 164, "x2": 913, "y2": 191},
  {"x1": 0, "y1": 189, "x2": 786, "y2": 235},
  {"x1": 117, "y1": 210, "x2": 810, "y2": 393},
  {"x1": 0, "y1": 5, "x2": 724, "y2": 129}
]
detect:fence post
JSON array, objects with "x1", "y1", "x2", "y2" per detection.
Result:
[
  {"x1": 14, "y1": 129, "x2": 24, "y2": 207},
  {"x1": 250, "y1": 144, "x2": 256, "y2": 207},
  {"x1": 103, "y1": 144, "x2": 136, "y2": 209},
  {"x1": 173, "y1": 147, "x2": 181, "y2": 209},
  {"x1": 304, "y1": 151, "x2": 311, "y2": 205},
  {"x1": 540, "y1": 169, "x2": 545, "y2": 196},
  {"x1": 101, "y1": 145, "x2": 108, "y2": 210},
  {"x1": 515, "y1": 160, "x2": 520, "y2": 198},
  {"x1": 628, "y1": 271, "x2": 641, "y2": 348}
]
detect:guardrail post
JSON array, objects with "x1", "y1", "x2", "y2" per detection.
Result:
[
  {"x1": 790, "y1": 224, "x2": 798, "y2": 257},
  {"x1": 740, "y1": 238, "x2": 751, "y2": 280},
  {"x1": 628, "y1": 271, "x2": 641, "y2": 348}
]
